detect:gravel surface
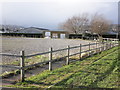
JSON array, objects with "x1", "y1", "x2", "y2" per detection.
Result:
[
  {"x1": 1, "y1": 37, "x2": 94, "y2": 54},
  {"x1": 1, "y1": 37, "x2": 96, "y2": 73}
]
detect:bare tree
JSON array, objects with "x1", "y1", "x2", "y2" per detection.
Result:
[
  {"x1": 90, "y1": 13, "x2": 111, "y2": 39},
  {"x1": 59, "y1": 13, "x2": 89, "y2": 34}
]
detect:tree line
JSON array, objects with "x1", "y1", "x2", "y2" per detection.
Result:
[{"x1": 59, "y1": 13, "x2": 112, "y2": 39}]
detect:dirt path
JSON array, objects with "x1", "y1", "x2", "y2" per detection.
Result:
[{"x1": 2, "y1": 59, "x2": 77, "y2": 86}]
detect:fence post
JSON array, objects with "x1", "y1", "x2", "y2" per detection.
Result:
[
  {"x1": 96, "y1": 42, "x2": 97, "y2": 53},
  {"x1": 89, "y1": 43, "x2": 90, "y2": 56},
  {"x1": 111, "y1": 42, "x2": 112, "y2": 48},
  {"x1": 114, "y1": 42, "x2": 116, "y2": 46},
  {"x1": 99, "y1": 44, "x2": 101, "y2": 53},
  {"x1": 113, "y1": 42, "x2": 115, "y2": 47},
  {"x1": 103, "y1": 42, "x2": 104, "y2": 51},
  {"x1": 20, "y1": 51, "x2": 25, "y2": 82},
  {"x1": 105, "y1": 42, "x2": 108, "y2": 50},
  {"x1": 79, "y1": 44, "x2": 82, "y2": 60},
  {"x1": 49, "y1": 47, "x2": 52, "y2": 71},
  {"x1": 109, "y1": 43, "x2": 111, "y2": 49},
  {"x1": 66, "y1": 45, "x2": 70, "y2": 65},
  {"x1": 111, "y1": 42, "x2": 113, "y2": 48},
  {"x1": 109, "y1": 42, "x2": 110, "y2": 49},
  {"x1": 109, "y1": 42, "x2": 111, "y2": 49},
  {"x1": 100, "y1": 43, "x2": 102, "y2": 52},
  {"x1": 105, "y1": 42, "x2": 107, "y2": 50},
  {"x1": 108, "y1": 42, "x2": 109, "y2": 49},
  {"x1": 107, "y1": 38, "x2": 109, "y2": 42},
  {"x1": 108, "y1": 42, "x2": 110, "y2": 49},
  {"x1": 114, "y1": 42, "x2": 116, "y2": 47},
  {"x1": 112, "y1": 42, "x2": 114, "y2": 47},
  {"x1": 104, "y1": 42, "x2": 106, "y2": 51},
  {"x1": 112, "y1": 42, "x2": 114, "y2": 48}
]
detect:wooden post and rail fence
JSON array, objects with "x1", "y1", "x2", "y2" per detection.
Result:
[{"x1": 0, "y1": 38, "x2": 119, "y2": 82}]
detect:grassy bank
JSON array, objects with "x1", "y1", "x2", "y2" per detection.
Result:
[{"x1": 3, "y1": 46, "x2": 119, "y2": 89}]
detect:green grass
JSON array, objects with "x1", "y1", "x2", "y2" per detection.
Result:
[{"x1": 3, "y1": 46, "x2": 120, "y2": 88}]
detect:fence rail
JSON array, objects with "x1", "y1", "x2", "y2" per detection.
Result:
[
  {"x1": 0, "y1": 53, "x2": 21, "y2": 57},
  {"x1": 0, "y1": 38, "x2": 119, "y2": 82},
  {"x1": 103, "y1": 38, "x2": 119, "y2": 41},
  {"x1": 0, "y1": 65, "x2": 21, "y2": 69}
]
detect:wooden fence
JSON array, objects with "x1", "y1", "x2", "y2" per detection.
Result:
[
  {"x1": 103, "y1": 38, "x2": 119, "y2": 42},
  {"x1": 0, "y1": 39, "x2": 119, "y2": 82}
]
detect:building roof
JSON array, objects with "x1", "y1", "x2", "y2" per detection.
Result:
[
  {"x1": 16, "y1": 27, "x2": 49, "y2": 34},
  {"x1": 105, "y1": 31, "x2": 117, "y2": 35},
  {"x1": 48, "y1": 30, "x2": 68, "y2": 33}
]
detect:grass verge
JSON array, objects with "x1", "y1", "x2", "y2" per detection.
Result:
[{"x1": 3, "y1": 46, "x2": 120, "y2": 88}]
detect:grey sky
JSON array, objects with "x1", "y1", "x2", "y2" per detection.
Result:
[{"x1": 0, "y1": 0, "x2": 119, "y2": 30}]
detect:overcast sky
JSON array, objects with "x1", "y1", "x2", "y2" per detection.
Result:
[{"x1": 0, "y1": 0, "x2": 119, "y2": 30}]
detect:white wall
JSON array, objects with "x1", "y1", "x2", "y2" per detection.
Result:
[{"x1": 60, "y1": 34, "x2": 65, "y2": 39}]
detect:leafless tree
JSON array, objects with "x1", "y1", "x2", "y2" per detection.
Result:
[
  {"x1": 59, "y1": 13, "x2": 89, "y2": 34},
  {"x1": 90, "y1": 13, "x2": 111, "y2": 39}
]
